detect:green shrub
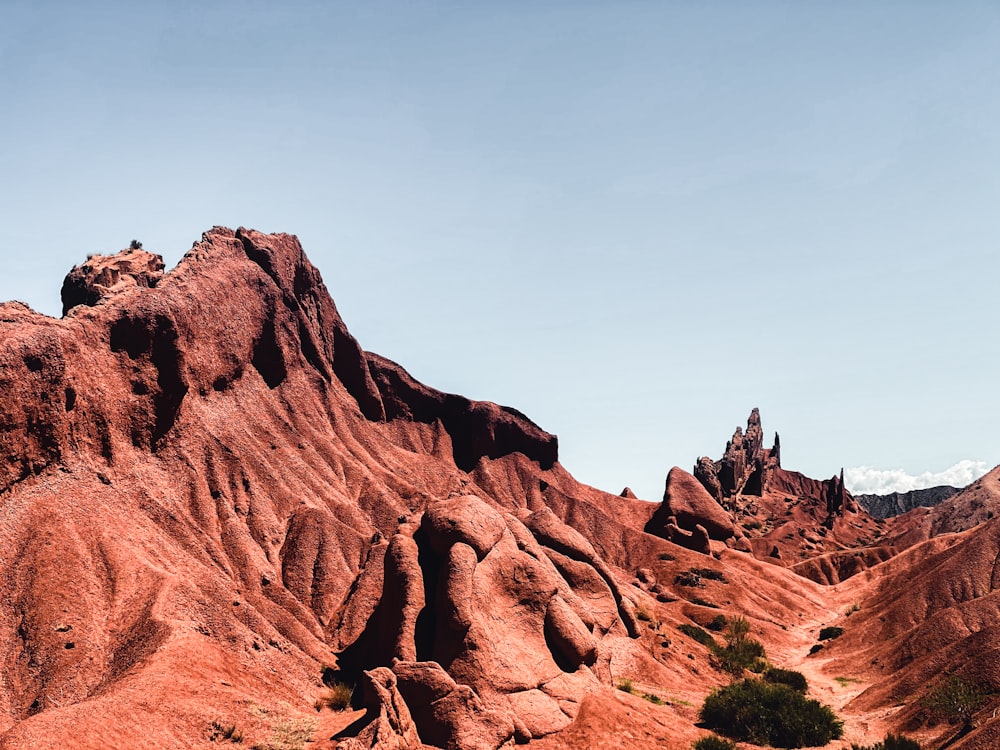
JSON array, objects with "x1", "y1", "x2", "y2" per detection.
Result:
[
  {"x1": 678, "y1": 623, "x2": 718, "y2": 649},
  {"x1": 726, "y1": 616, "x2": 750, "y2": 645},
  {"x1": 706, "y1": 614, "x2": 728, "y2": 631},
  {"x1": 700, "y1": 678, "x2": 843, "y2": 748},
  {"x1": 675, "y1": 571, "x2": 704, "y2": 587},
  {"x1": 616, "y1": 678, "x2": 635, "y2": 694},
  {"x1": 714, "y1": 638, "x2": 767, "y2": 675},
  {"x1": 693, "y1": 735, "x2": 737, "y2": 750},
  {"x1": 314, "y1": 682, "x2": 353, "y2": 711},
  {"x1": 691, "y1": 567, "x2": 728, "y2": 583},
  {"x1": 851, "y1": 732, "x2": 921, "y2": 750},
  {"x1": 764, "y1": 667, "x2": 808, "y2": 693},
  {"x1": 921, "y1": 675, "x2": 987, "y2": 726},
  {"x1": 818, "y1": 626, "x2": 844, "y2": 641},
  {"x1": 710, "y1": 615, "x2": 765, "y2": 674}
]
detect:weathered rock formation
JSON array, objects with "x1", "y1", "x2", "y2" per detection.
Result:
[
  {"x1": 681, "y1": 410, "x2": 880, "y2": 574},
  {"x1": 60, "y1": 246, "x2": 166, "y2": 315},
  {"x1": 335, "y1": 495, "x2": 639, "y2": 744},
  {"x1": 0, "y1": 228, "x2": 664, "y2": 750},
  {"x1": 644, "y1": 468, "x2": 736, "y2": 552},
  {"x1": 694, "y1": 408, "x2": 781, "y2": 501}
]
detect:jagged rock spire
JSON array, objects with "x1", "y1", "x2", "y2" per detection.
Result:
[{"x1": 694, "y1": 408, "x2": 780, "y2": 500}]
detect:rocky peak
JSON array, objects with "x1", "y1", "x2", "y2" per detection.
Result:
[
  {"x1": 2, "y1": 227, "x2": 557, "y2": 495},
  {"x1": 61, "y1": 246, "x2": 165, "y2": 315},
  {"x1": 696, "y1": 408, "x2": 781, "y2": 500},
  {"x1": 824, "y1": 468, "x2": 857, "y2": 518}
]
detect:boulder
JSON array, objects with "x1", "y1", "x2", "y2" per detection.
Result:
[
  {"x1": 422, "y1": 495, "x2": 507, "y2": 559},
  {"x1": 645, "y1": 467, "x2": 735, "y2": 541},
  {"x1": 61, "y1": 246, "x2": 165, "y2": 315},
  {"x1": 392, "y1": 661, "x2": 518, "y2": 750},
  {"x1": 334, "y1": 667, "x2": 421, "y2": 750}
]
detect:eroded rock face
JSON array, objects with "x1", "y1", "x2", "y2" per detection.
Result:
[
  {"x1": 646, "y1": 467, "x2": 735, "y2": 542},
  {"x1": 0, "y1": 228, "x2": 619, "y2": 749},
  {"x1": 392, "y1": 661, "x2": 521, "y2": 750},
  {"x1": 693, "y1": 457, "x2": 723, "y2": 502},
  {"x1": 367, "y1": 352, "x2": 558, "y2": 472},
  {"x1": 61, "y1": 247, "x2": 165, "y2": 315},
  {"x1": 334, "y1": 668, "x2": 421, "y2": 750},
  {"x1": 337, "y1": 495, "x2": 638, "y2": 745},
  {"x1": 694, "y1": 408, "x2": 781, "y2": 500}
]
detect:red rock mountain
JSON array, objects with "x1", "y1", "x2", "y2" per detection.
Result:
[{"x1": 1, "y1": 228, "x2": 999, "y2": 750}]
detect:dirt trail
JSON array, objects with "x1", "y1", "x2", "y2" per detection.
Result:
[{"x1": 780, "y1": 579, "x2": 899, "y2": 749}]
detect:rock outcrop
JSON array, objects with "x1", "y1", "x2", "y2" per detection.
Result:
[
  {"x1": 679, "y1": 410, "x2": 880, "y2": 572},
  {"x1": 60, "y1": 246, "x2": 165, "y2": 315},
  {"x1": 330, "y1": 494, "x2": 640, "y2": 745},
  {"x1": 645, "y1": 467, "x2": 735, "y2": 544},
  {"x1": 0, "y1": 229, "x2": 658, "y2": 749},
  {"x1": 694, "y1": 408, "x2": 781, "y2": 501}
]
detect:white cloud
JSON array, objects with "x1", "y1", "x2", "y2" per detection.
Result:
[{"x1": 844, "y1": 460, "x2": 991, "y2": 495}]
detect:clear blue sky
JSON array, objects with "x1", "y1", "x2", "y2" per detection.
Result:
[{"x1": 2, "y1": 1, "x2": 998, "y2": 499}]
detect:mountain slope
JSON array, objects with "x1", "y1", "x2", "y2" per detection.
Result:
[
  {"x1": 2, "y1": 228, "x2": 998, "y2": 750},
  {"x1": 855, "y1": 486, "x2": 960, "y2": 519}
]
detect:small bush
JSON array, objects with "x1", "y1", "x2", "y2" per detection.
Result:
[
  {"x1": 675, "y1": 571, "x2": 704, "y2": 587},
  {"x1": 851, "y1": 732, "x2": 921, "y2": 750},
  {"x1": 726, "y1": 616, "x2": 750, "y2": 644},
  {"x1": 693, "y1": 735, "x2": 737, "y2": 750},
  {"x1": 641, "y1": 691, "x2": 665, "y2": 705},
  {"x1": 818, "y1": 626, "x2": 844, "y2": 641},
  {"x1": 265, "y1": 717, "x2": 317, "y2": 750},
  {"x1": 706, "y1": 614, "x2": 728, "y2": 631},
  {"x1": 714, "y1": 638, "x2": 766, "y2": 676},
  {"x1": 209, "y1": 721, "x2": 244, "y2": 743},
  {"x1": 314, "y1": 682, "x2": 353, "y2": 711},
  {"x1": 921, "y1": 675, "x2": 987, "y2": 726},
  {"x1": 700, "y1": 678, "x2": 843, "y2": 748},
  {"x1": 616, "y1": 678, "x2": 635, "y2": 694},
  {"x1": 129, "y1": 239, "x2": 143, "y2": 250},
  {"x1": 635, "y1": 606, "x2": 654, "y2": 622},
  {"x1": 678, "y1": 623, "x2": 717, "y2": 649},
  {"x1": 764, "y1": 667, "x2": 808, "y2": 693},
  {"x1": 691, "y1": 567, "x2": 728, "y2": 583}
]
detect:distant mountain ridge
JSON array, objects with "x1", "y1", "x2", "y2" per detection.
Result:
[{"x1": 855, "y1": 485, "x2": 960, "y2": 519}]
